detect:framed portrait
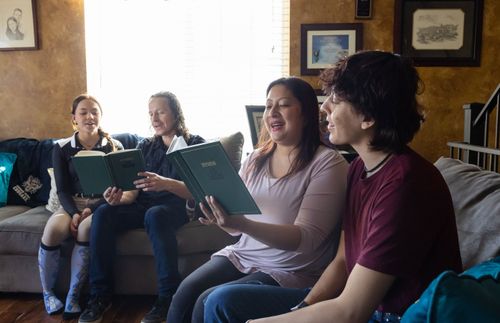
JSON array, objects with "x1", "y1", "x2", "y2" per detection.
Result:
[
  {"x1": 245, "y1": 105, "x2": 265, "y2": 148},
  {"x1": 394, "y1": 0, "x2": 483, "y2": 66},
  {"x1": 301, "y1": 23, "x2": 363, "y2": 76},
  {"x1": 0, "y1": 0, "x2": 38, "y2": 51}
]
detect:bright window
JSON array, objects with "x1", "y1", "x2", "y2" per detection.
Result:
[{"x1": 84, "y1": 0, "x2": 289, "y2": 155}]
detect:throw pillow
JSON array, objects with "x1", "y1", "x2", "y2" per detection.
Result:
[
  {"x1": 401, "y1": 256, "x2": 500, "y2": 323},
  {"x1": 0, "y1": 153, "x2": 17, "y2": 207},
  {"x1": 434, "y1": 157, "x2": 500, "y2": 269},
  {"x1": 45, "y1": 168, "x2": 61, "y2": 213},
  {"x1": 219, "y1": 131, "x2": 244, "y2": 171}
]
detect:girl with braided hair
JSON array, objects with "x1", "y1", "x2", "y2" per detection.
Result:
[{"x1": 38, "y1": 94, "x2": 123, "y2": 319}]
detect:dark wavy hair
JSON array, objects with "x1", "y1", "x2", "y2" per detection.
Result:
[
  {"x1": 319, "y1": 50, "x2": 425, "y2": 153},
  {"x1": 250, "y1": 77, "x2": 321, "y2": 177},
  {"x1": 71, "y1": 93, "x2": 117, "y2": 151},
  {"x1": 149, "y1": 91, "x2": 190, "y2": 141}
]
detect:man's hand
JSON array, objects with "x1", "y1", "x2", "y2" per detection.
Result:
[
  {"x1": 134, "y1": 171, "x2": 168, "y2": 192},
  {"x1": 103, "y1": 187, "x2": 124, "y2": 205}
]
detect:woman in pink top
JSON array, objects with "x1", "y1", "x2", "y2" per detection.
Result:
[{"x1": 166, "y1": 77, "x2": 349, "y2": 323}]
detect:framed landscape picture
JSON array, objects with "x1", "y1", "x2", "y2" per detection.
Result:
[
  {"x1": 301, "y1": 23, "x2": 363, "y2": 75},
  {"x1": 0, "y1": 0, "x2": 38, "y2": 51},
  {"x1": 394, "y1": 0, "x2": 483, "y2": 66}
]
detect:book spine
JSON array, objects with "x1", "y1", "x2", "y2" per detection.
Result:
[
  {"x1": 169, "y1": 152, "x2": 206, "y2": 203},
  {"x1": 103, "y1": 155, "x2": 117, "y2": 187}
]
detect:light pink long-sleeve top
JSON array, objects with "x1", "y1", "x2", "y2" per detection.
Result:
[{"x1": 213, "y1": 145, "x2": 348, "y2": 288}]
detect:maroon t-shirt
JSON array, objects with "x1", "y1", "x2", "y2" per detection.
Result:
[{"x1": 343, "y1": 147, "x2": 462, "y2": 315}]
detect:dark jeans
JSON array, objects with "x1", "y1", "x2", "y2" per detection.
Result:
[
  {"x1": 89, "y1": 201, "x2": 187, "y2": 298},
  {"x1": 204, "y1": 284, "x2": 308, "y2": 323},
  {"x1": 166, "y1": 256, "x2": 279, "y2": 323},
  {"x1": 204, "y1": 284, "x2": 402, "y2": 323}
]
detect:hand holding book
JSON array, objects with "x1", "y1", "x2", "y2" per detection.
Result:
[
  {"x1": 198, "y1": 195, "x2": 244, "y2": 235},
  {"x1": 134, "y1": 170, "x2": 193, "y2": 200},
  {"x1": 166, "y1": 139, "x2": 260, "y2": 215}
]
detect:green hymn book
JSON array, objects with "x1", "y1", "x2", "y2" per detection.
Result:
[
  {"x1": 166, "y1": 141, "x2": 261, "y2": 215},
  {"x1": 72, "y1": 149, "x2": 146, "y2": 195}
]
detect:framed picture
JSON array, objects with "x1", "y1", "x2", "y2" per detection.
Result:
[
  {"x1": 315, "y1": 89, "x2": 327, "y2": 107},
  {"x1": 394, "y1": 0, "x2": 483, "y2": 66},
  {"x1": 245, "y1": 105, "x2": 265, "y2": 148},
  {"x1": 301, "y1": 23, "x2": 363, "y2": 76},
  {"x1": 0, "y1": 0, "x2": 38, "y2": 51}
]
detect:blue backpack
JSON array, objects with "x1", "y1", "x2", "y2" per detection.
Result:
[{"x1": 402, "y1": 257, "x2": 500, "y2": 323}]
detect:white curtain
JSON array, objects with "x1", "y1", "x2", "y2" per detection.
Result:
[{"x1": 84, "y1": 0, "x2": 289, "y2": 155}]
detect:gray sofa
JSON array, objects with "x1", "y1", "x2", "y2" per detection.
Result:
[
  {"x1": 0, "y1": 133, "x2": 242, "y2": 295},
  {"x1": 434, "y1": 157, "x2": 500, "y2": 270},
  {"x1": 1, "y1": 138, "x2": 498, "y2": 298}
]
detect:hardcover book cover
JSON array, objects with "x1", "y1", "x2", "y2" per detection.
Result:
[
  {"x1": 167, "y1": 141, "x2": 260, "y2": 215},
  {"x1": 72, "y1": 149, "x2": 146, "y2": 194}
]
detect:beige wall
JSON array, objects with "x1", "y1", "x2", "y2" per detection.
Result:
[
  {"x1": 291, "y1": 0, "x2": 500, "y2": 162},
  {"x1": 1, "y1": 0, "x2": 499, "y2": 162},
  {"x1": 0, "y1": 0, "x2": 85, "y2": 141}
]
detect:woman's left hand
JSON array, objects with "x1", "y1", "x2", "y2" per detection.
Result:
[
  {"x1": 199, "y1": 196, "x2": 242, "y2": 231},
  {"x1": 134, "y1": 171, "x2": 168, "y2": 192}
]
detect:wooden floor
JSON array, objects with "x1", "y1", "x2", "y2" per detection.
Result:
[{"x1": 0, "y1": 293, "x2": 156, "y2": 323}]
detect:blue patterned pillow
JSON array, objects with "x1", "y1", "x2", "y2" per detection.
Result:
[{"x1": 0, "y1": 153, "x2": 17, "y2": 207}]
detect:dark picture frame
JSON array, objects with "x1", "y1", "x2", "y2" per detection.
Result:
[
  {"x1": 245, "y1": 105, "x2": 265, "y2": 148},
  {"x1": 315, "y1": 89, "x2": 327, "y2": 107},
  {"x1": 301, "y1": 23, "x2": 363, "y2": 76},
  {"x1": 0, "y1": 0, "x2": 38, "y2": 51},
  {"x1": 394, "y1": 0, "x2": 483, "y2": 66}
]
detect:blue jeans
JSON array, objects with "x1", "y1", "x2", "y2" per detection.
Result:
[
  {"x1": 167, "y1": 256, "x2": 278, "y2": 323},
  {"x1": 204, "y1": 284, "x2": 308, "y2": 323},
  {"x1": 204, "y1": 284, "x2": 402, "y2": 323},
  {"x1": 89, "y1": 201, "x2": 187, "y2": 298}
]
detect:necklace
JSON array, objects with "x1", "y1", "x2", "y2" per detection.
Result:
[{"x1": 364, "y1": 153, "x2": 392, "y2": 173}]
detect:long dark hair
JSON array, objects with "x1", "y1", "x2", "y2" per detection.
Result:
[
  {"x1": 250, "y1": 77, "x2": 321, "y2": 177},
  {"x1": 71, "y1": 94, "x2": 117, "y2": 151}
]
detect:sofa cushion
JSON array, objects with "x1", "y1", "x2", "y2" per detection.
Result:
[
  {"x1": 434, "y1": 157, "x2": 500, "y2": 269},
  {"x1": 0, "y1": 206, "x2": 53, "y2": 255},
  {"x1": 401, "y1": 256, "x2": 500, "y2": 323},
  {"x1": 112, "y1": 133, "x2": 144, "y2": 149},
  {"x1": 0, "y1": 152, "x2": 17, "y2": 206},
  {"x1": 0, "y1": 204, "x2": 237, "y2": 258},
  {"x1": 115, "y1": 221, "x2": 238, "y2": 257},
  {"x1": 0, "y1": 205, "x2": 31, "y2": 222},
  {"x1": 219, "y1": 132, "x2": 244, "y2": 171}
]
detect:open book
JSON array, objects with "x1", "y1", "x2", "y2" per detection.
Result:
[
  {"x1": 72, "y1": 149, "x2": 146, "y2": 195},
  {"x1": 166, "y1": 140, "x2": 260, "y2": 215}
]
